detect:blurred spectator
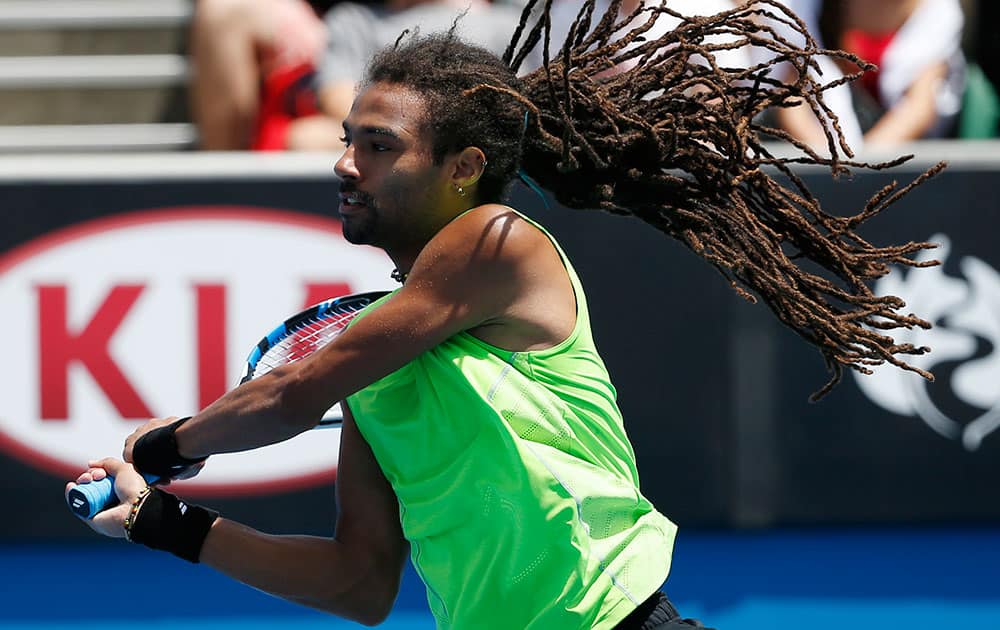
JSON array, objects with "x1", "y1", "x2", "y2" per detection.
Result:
[
  {"x1": 971, "y1": 0, "x2": 998, "y2": 86},
  {"x1": 549, "y1": 0, "x2": 748, "y2": 75},
  {"x1": 758, "y1": 0, "x2": 966, "y2": 149},
  {"x1": 965, "y1": 0, "x2": 1000, "y2": 137},
  {"x1": 190, "y1": 0, "x2": 530, "y2": 151},
  {"x1": 190, "y1": 1, "x2": 755, "y2": 151},
  {"x1": 298, "y1": 0, "x2": 530, "y2": 150},
  {"x1": 189, "y1": 0, "x2": 332, "y2": 150}
]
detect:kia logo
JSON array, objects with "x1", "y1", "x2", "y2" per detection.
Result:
[{"x1": 0, "y1": 207, "x2": 392, "y2": 494}]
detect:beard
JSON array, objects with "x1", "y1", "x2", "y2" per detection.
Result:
[
  {"x1": 339, "y1": 183, "x2": 380, "y2": 245},
  {"x1": 341, "y1": 206, "x2": 379, "y2": 244}
]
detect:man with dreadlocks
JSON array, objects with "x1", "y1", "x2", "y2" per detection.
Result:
[{"x1": 70, "y1": 1, "x2": 940, "y2": 628}]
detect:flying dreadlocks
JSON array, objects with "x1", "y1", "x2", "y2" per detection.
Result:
[
  {"x1": 371, "y1": 0, "x2": 942, "y2": 400},
  {"x1": 504, "y1": 0, "x2": 942, "y2": 400}
]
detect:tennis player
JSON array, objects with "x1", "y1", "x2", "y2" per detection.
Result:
[{"x1": 70, "y1": 3, "x2": 940, "y2": 628}]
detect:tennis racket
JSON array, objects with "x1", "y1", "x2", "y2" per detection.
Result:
[{"x1": 66, "y1": 290, "x2": 390, "y2": 519}]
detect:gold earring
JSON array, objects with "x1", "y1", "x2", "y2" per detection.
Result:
[{"x1": 456, "y1": 185, "x2": 465, "y2": 196}]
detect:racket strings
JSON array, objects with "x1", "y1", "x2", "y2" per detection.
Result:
[{"x1": 252, "y1": 307, "x2": 365, "y2": 377}]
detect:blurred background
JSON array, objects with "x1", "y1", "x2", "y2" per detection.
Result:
[{"x1": 1, "y1": 1, "x2": 999, "y2": 628}]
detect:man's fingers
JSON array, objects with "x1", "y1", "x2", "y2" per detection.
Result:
[
  {"x1": 89, "y1": 502, "x2": 130, "y2": 538},
  {"x1": 88, "y1": 457, "x2": 126, "y2": 476}
]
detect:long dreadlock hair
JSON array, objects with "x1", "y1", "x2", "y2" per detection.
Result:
[{"x1": 364, "y1": 0, "x2": 942, "y2": 400}]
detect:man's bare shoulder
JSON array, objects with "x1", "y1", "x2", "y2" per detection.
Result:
[
  {"x1": 420, "y1": 204, "x2": 575, "y2": 349},
  {"x1": 427, "y1": 203, "x2": 550, "y2": 271},
  {"x1": 403, "y1": 204, "x2": 557, "y2": 318}
]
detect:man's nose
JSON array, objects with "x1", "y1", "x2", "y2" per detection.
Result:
[{"x1": 334, "y1": 144, "x2": 359, "y2": 180}]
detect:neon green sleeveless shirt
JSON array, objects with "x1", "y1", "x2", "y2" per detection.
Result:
[{"x1": 346, "y1": 212, "x2": 676, "y2": 629}]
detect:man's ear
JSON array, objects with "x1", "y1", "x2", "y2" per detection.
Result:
[{"x1": 450, "y1": 146, "x2": 488, "y2": 189}]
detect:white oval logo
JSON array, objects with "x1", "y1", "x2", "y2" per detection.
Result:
[
  {"x1": 854, "y1": 234, "x2": 1000, "y2": 451},
  {"x1": 0, "y1": 207, "x2": 392, "y2": 495}
]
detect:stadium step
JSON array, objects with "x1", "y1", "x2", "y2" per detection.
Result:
[
  {"x1": 0, "y1": 54, "x2": 188, "y2": 88},
  {"x1": 0, "y1": 1, "x2": 191, "y2": 56},
  {"x1": 0, "y1": 123, "x2": 197, "y2": 152},
  {"x1": 0, "y1": 0, "x2": 195, "y2": 150}
]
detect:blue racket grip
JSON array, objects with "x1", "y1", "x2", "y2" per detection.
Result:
[{"x1": 67, "y1": 473, "x2": 159, "y2": 520}]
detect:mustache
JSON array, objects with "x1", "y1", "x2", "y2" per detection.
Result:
[{"x1": 339, "y1": 182, "x2": 376, "y2": 207}]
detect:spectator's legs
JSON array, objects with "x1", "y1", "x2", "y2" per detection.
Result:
[{"x1": 189, "y1": 0, "x2": 265, "y2": 150}]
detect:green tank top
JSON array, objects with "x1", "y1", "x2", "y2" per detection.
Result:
[{"x1": 346, "y1": 212, "x2": 676, "y2": 629}]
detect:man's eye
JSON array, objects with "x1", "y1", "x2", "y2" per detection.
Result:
[
  {"x1": 372, "y1": 143, "x2": 390, "y2": 152},
  {"x1": 339, "y1": 136, "x2": 351, "y2": 147}
]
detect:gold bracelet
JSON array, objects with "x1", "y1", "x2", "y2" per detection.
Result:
[{"x1": 123, "y1": 486, "x2": 153, "y2": 542}]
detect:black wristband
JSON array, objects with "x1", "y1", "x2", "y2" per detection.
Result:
[
  {"x1": 132, "y1": 416, "x2": 206, "y2": 478},
  {"x1": 128, "y1": 488, "x2": 218, "y2": 563}
]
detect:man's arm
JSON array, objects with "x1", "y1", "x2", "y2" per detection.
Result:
[
  {"x1": 124, "y1": 205, "x2": 537, "y2": 463},
  {"x1": 863, "y1": 61, "x2": 949, "y2": 145},
  {"x1": 775, "y1": 99, "x2": 829, "y2": 149},
  {"x1": 79, "y1": 406, "x2": 407, "y2": 625},
  {"x1": 199, "y1": 405, "x2": 407, "y2": 624}
]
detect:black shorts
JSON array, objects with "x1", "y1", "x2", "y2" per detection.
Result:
[{"x1": 613, "y1": 591, "x2": 714, "y2": 630}]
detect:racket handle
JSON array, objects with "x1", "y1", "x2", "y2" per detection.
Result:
[{"x1": 67, "y1": 474, "x2": 159, "y2": 520}]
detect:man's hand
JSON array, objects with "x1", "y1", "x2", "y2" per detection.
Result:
[
  {"x1": 123, "y1": 416, "x2": 206, "y2": 481},
  {"x1": 123, "y1": 416, "x2": 180, "y2": 462},
  {"x1": 65, "y1": 458, "x2": 147, "y2": 538}
]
